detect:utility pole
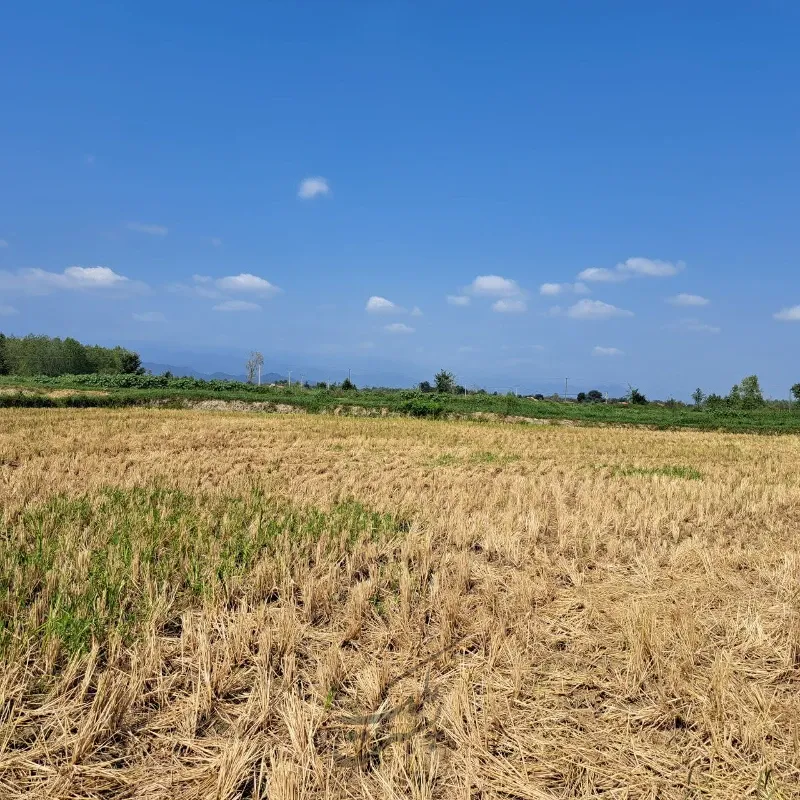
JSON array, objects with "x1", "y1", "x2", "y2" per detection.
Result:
[
  {"x1": 288, "y1": 370, "x2": 291, "y2": 388},
  {"x1": 257, "y1": 363, "x2": 261, "y2": 386},
  {"x1": 564, "y1": 377, "x2": 569, "y2": 400}
]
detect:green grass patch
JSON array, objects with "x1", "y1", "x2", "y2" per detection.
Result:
[
  {"x1": 470, "y1": 451, "x2": 520, "y2": 465},
  {"x1": 0, "y1": 486, "x2": 410, "y2": 663},
  {"x1": 610, "y1": 464, "x2": 703, "y2": 480}
]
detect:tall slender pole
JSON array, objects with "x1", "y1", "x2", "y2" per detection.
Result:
[
  {"x1": 288, "y1": 370, "x2": 291, "y2": 388},
  {"x1": 258, "y1": 364, "x2": 261, "y2": 386},
  {"x1": 564, "y1": 377, "x2": 568, "y2": 400}
]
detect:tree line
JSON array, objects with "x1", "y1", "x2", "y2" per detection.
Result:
[{"x1": 0, "y1": 333, "x2": 145, "y2": 376}]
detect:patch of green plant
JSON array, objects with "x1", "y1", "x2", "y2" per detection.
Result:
[
  {"x1": 611, "y1": 464, "x2": 703, "y2": 480},
  {"x1": 431, "y1": 453, "x2": 459, "y2": 466},
  {"x1": 0, "y1": 486, "x2": 411, "y2": 663},
  {"x1": 470, "y1": 451, "x2": 520, "y2": 465}
]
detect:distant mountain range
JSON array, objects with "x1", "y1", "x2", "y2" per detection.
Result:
[{"x1": 143, "y1": 362, "x2": 285, "y2": 384}]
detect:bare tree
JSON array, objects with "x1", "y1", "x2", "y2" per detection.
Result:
[{"x1": 245, "y1": 351, "x2": 264, "y2": 384}]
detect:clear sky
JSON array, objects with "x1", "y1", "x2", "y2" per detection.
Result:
[{"x1": 2, "y1": 2, "x2": 799, "y2": 397}]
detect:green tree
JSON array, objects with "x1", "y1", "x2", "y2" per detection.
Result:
[
  {"x1": 341, "y1": 377, "x2": 357, "y2": 391},
  {"x1": 62, "y1": 337, "x2": 90, "y2": 374},
  {"x1": 727, "y1": 383, "x2": 742, "y2": 404},
  {"x1": 791, "y1": 383, "x2": 800, "y2": 404},
  {"x1": 691, "y1": 387, "x2": 705, "y2": 407},
  {"x1": 418, "y1": 380, "x2": 433, "y2": 393},
  {"x1": 0, "y1": 332, "x2": 8, "y2": 375},
  {"x1": 739, "y1": 374, "x2": 764, "y2": 406},
  {"x1": 434, "y1": 369, "x2": 455, "y2": 394},
  {"x1": 627, "y1": 385, "x2": 648, "y2": 405},
  {"x1": 117, "y1": 349, "x2": 145, "y2": 375},
  {"x1": 587, "y1": 389, "x2": 603, "y2": 403},
  {"x1": 576, "y1": 391, "x2": 587, "y2": 403}
]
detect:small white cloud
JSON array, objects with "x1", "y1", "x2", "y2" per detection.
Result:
[
  {"x1": 0, "y1": 239, "x2": 8, "y2": 248},
  {"x1": 0, "y1": 266, "x2": 142, "y2": 294},
  {"x1": 366, "y1": 296, "x2": 401, "y2": 313},
  {"x1": 213, "y1": 300, "x2": 262, "y2": 312},
  {"x1": 0, "y1": 304, "x2": 18, "y2": 316},
  {"x1": 774, "y1": 305, "x2": 800, "y2": 322},
  {"x1": 132, "y1": 311, "x2": 165, "y2": 322},
  {"x1": 579, "y1": 257, "x2": 684, "y2": 283},
  {"x1": 567, "y1": 299, "x2": 633, "y2": 320},
  {"x1": 540, "y1": 281, "x2": 590, "y2": 296},
  {"x1": 667, "y1": 318, "x2": 721, "y2": 334},
  {"x1": 668, "y1": 293, "x2": 709, "y2": 307},
  {"x1": 539, "y1": 282, "x2": 563, "y2": 296},
  {"x1": 468, "y1": 275, "x2": 521, "y2": 296},
  {"x1": 210, "y1": 237, "x2": 222, "y2": 247},
  {"x1": 298, "y1": 177, "x2": 330, "y2": 199},
  {"x1": 447, "y1": 294, "x2": 470, "y2": 306},
  {"x1": 577, "y1": 267, "x2": 625, "y2": 283},
  {"x1": 410, "y1": 306, "x2": 423, "y2": 317},
  {"x1": 384, "y1": 322, "x2": 415, "y2": 334},
  {"x1": 619, "y1": 257, "x2": 684, "y2": 277},
  {"x1": 216, "y1": 273, "x2": 279, "y2": 295},
  {"x1": 492, "y1": 298, "x2": 527, "y2": 313},
  {"x1": 64, "y1": 266, "x2": 129, "y2": 287},
  {"x1": 593, "y1": 346, "x2": 623, "y2": 356},
  {"x1": 126, "y1": 221, "x2": 168, "y2": 236}
]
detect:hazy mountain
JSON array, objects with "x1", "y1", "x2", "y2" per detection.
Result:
[{"x1": 143, "y1": 362, "x2": 285, "y2": 383}]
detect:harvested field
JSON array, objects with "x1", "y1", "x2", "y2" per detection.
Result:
[{"x1": 1, "y1": 408, "x2": 799, "y2": 799}]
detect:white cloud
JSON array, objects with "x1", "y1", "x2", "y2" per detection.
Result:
[
  {"x1": 492, "y1": 298, "x2": 527, "y2": 313},
  {"x1": 577, "y1": 267, "x2": 625, "y2": 283},
  {"x1": 579, "y1": 257, "x2": 684, "y2": 283},
  {"x1": 0, "y1": 239, "x2": 8, "y2": 248},
  {"x1": 410, "y1": 306, "x2": 423, "y2": 317},
  {"x1": 593, "y1": 346, "x2": 623, "y2": 356},
  {"x1": 0, "y1": 266, "x2": 142, "y2": 294},
  {"x1": 539, "y1": 283, "x2": 562, "y2": 296},
  {"x1": 216, "y1": 273, "x2": 279, "y2": 295},
  {"x1": 540, "y1": 281, "x2": 590, "y2": 296},
  {"x1": 0, "y1": 304, "x2": 18, "y2": 316},
  {"x1": 447, "y1": 294, "x2": 470, "y2": 306},
  {"x1": 774, "y1": 305, "x2": 800, "y2": 322},
  {"x1": 667, "y1": 318, "x2": 721, "y2": 334},
  {"x1": 126, "y1": 222, "x2": 168, "y2": 236},
  {"x1": 133, "y1": 311, "x2": 165, "y2": 322},
  {"x1": 298, "y1": 177, "x2": 330, "y2": 199},
  {"x1": 468, "y1": 275, "x2": 521, "y2": 296},
  {"x1": 620, "y1": 257, "x2": 684, "y2": 277},
  {"x1": 668, "y1": 293, "x2": 709, "y2": 306},
  {"x1": 213, "y1": 300, "x2": 261, "y2": 312},
  {"x1": 566, "y1": 299, "x2": 634, "y2": 320},
  {"x1": 210, "y1": 237, "x2": 222, "y2": 247},
  {"x1": 384, "y1": 322, "x2": 415, "y2": 334},
  {"x1": 366, "y1": 296, "x2": 401, "y2": 313}
]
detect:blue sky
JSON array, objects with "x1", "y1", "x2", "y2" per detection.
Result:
[{"x1": 1, "y1": 2, "x2": 799, "y2": 397}]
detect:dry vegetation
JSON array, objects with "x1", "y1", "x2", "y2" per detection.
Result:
[{"x1": 1, "y1": 408, "x2": 799, "y2": 799}]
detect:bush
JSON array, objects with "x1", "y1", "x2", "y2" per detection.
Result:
[{"x1": 400, "y1": 398, "x2": 444, "y2": 418}]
